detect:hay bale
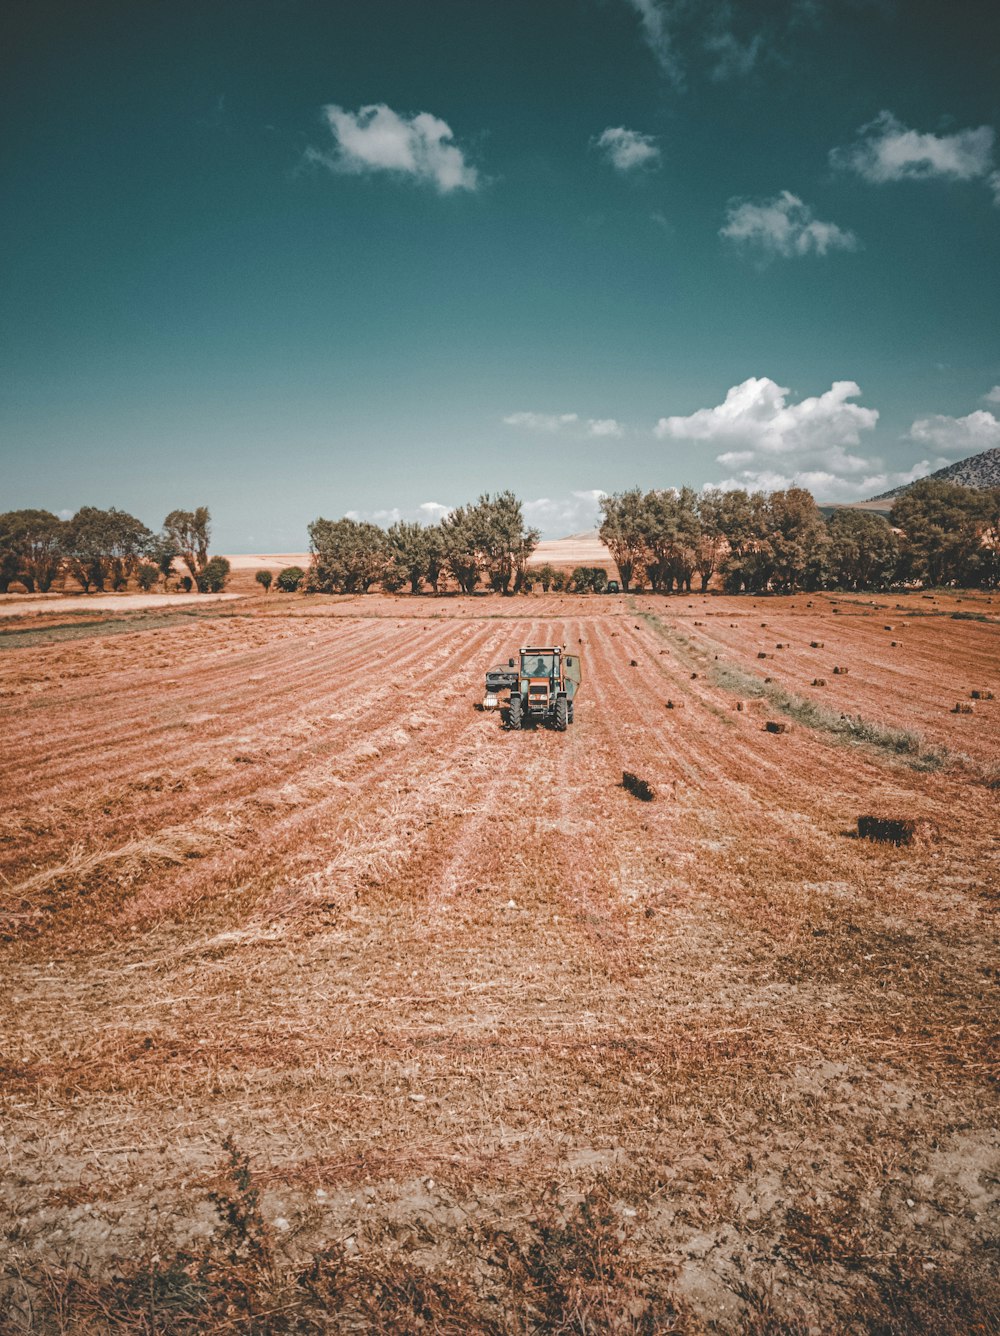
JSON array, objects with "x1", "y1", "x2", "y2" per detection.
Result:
[
  {"x1": 630, "y1": 659, "x2": 638, "y2": 667},
  {"x1": 891, "y1": 640, "x2": 900, "y2": 647},
  {"x1": 857, "y1": 815, "x2": 940, "y2": 846},
  {"x1": 665, "y1": 699, "x2": 684, "y2": 710},
  {"x1": 757, "y1": 651, "x2": 770, "y2": 659},
  {"x1": 760, "y1": 622, "x2": 768, "y2": 628},
  {"x1": 810, "y1": 641, "x2": 824, "y2": 648},
  {"x1": 812, "y1": 678, "x2": 827, "y2": 686},
  {"x1": 694, "y1": 620, "x2": 704, "y2": 626},
  {"x1": 971, "y1": 689, "x2": 994, "y2": 700},
  {"x1": 764, "y1": 676, "x2": 773, "y2": 683},
  {"x1": 884, "y1": 624, "x2": 894, "y2": 630},
  {"x1": 622, "y1": 771, "x2": 655, "y2": 802},
  {"x1": 952, "y1": 702, "x2": 974, "y2": 714},
  {"x1": 833, "y1": 666, "x2": 849, "y2": 675},
  {"x1": 734, "y1": 701, "x2": 746, "y2": 712},
  {"x1": 690, "y1": 672, "x2": 699, "y2": 679},
  {"x1": 775, "y1": 642, "x2": 786, "y2": 649},
  {"x1": 765, "y1": 720, "x2": 787, "y2": 734}
]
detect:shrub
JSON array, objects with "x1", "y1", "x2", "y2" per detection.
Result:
[
  {"x1": 276, "y1": 565, "x2": 305, "y2": 593},
  {"x1": 136, "y1": 562, "x2": 159, "y2": 591},
  {"x1": 197, "y1": 555, "x2": 230, "y2": 593},
  {"x1": 254, "y1": 569, "x2": 272, "y2": 593},
  {"x1": 179, "y1": 575, "x2": 193, "y2": 592}
]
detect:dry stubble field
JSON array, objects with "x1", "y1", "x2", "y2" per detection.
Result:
[{"x1": 1, "y1": 589, "x2": 998, "y2": 1333}]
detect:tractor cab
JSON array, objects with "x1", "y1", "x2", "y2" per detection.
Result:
[{"x1": 509, "y1": 645, "x2": 580, "y2": 731}]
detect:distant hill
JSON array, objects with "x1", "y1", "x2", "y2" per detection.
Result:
[{"x1": 865, "y1": 447, "x2": 1000, "y2": 503}]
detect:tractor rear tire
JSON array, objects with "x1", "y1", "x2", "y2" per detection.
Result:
[
  {"x1": 555, "y1": 697, "x2": 568, "y2": 731},
  {"x1": 508, "y1": 696, "x2": 522, "y2": 730}
]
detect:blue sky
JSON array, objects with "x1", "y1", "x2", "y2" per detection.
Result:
[{"x1": 3, "y1": 0, "x2": 999, "y2": 547}]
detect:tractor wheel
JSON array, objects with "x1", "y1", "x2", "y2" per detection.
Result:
[
  {"x1": 508, "y1": 695, "x2": 522, "y2": 730},
  {"x1": 568, "y1": 701, "x2": 574, "y2": 724},
  {"x1": 555, "y1": 697, "x2": 568, "y2": 731}
]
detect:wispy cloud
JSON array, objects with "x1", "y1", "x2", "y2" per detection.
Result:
[
  {"x1": 623, "y1": 0, "x2": 683, "y2": 86},
  {"x1": 504, "y1": 412, "x2": 624, "y2": 437},
  {"x1": 831, "y1": 111, "x2": 997, "y2": 198},
  {"x1": 984, "y1": 386, "x2": 1000, "y2": 405},
  {"x1": 721, "y1": 191, "x2": 858, "y2": 258},
  {"x1": 908, "y1": 410, "x2": 1000, "y2": 455},
  {"x1": 706, "y1": 27, "x2": 762, "y2": 81},
  {"x1": 308, "y1": 102, "x2": 478, "y2": 193},
  {"x1": 524, "y1": 490, "x2": 607, "y2": 536},
  {"x1": 594, "y1": 126, "x2": 661, "y2": 172}
]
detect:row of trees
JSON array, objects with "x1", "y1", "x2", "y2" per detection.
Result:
[
  {"x1": 0, "y1": 506, "x2": 230, "y2": 593},
  {"x1": 308, "y1": 491, "x2": 540, "y2": 594},
  {"x1": 599, "y1": 479, "x2": 1000, "y2": 593},
  {"x1": 300, "y1": 478, "x2": 998, "y2": 596}
]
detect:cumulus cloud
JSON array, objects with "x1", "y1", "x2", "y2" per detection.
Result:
[
  {"x1": 983, "y1": 386, "x2": 1000, "y2": 405},
  {"x1": 594, "y1": 126, "x2": 661, "y2": 172},
  {"x1": 713, "y1": 460, "x2": 939, "y2": 503},
  {"x1": 419, "y1": 501, "x2": 451, "y2": 518},
  {"x1": 504, "y1": 412, "x2": 624, "y2": 437},
  {"x1": 660, "y1": 377, "x2": 886, "y2": 500},
  {"x1": 908, "y1": 410, "x2": 1000, "y2": 455},
  {"x1": 308, "y1": 102, "x2": 478, "y2": 193},
  {"x1": 523, "y1": 490, "x2": 607, "y2": 536},
  {"x1": 831, "y1": 111, "x2": 996, "y2": 188},
  {"x1": 345, "y1": 506, "x2": 403, "y2": 524},
  {"x1": 720, "y1": 191, "x2": 858, "y2": 257}
]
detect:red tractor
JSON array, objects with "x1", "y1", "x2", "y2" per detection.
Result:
[{"x1": 482, "y1": 645, "x2": 581, "y2": 731}]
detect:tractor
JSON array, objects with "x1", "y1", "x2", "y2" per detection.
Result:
[{"x1": 482, "y1": 646, "x2": 581, "y2": 731}]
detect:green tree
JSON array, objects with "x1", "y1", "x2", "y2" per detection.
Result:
[
  {"x1": 826, "y1": 509, "x2": 899, "y2": 589},
  {"x1": 136, "y1": 562, "x2": 159, "y2": 591},
  {"x1": 694, "y1": 491, "x2": 727, "y2": 592},
  {"x1": 768, "y1": 488, "x2": 829, "y2": 591},
  {"x1": 255, "y1": 569, "x2": 273, "y2": 593},
  {"x1": 66, "y1": 506, "x2": 151, "y2": 592},
  {"x1": 0, "y1": 509, "x2": 66, "y2": 592},
  {"x1": 717, "y1": 490, "x2": 773, "y2": 593},
  {"x1": 642, "y1": 487, "x2": 700, "y2": 593},
  {"x1": 163, "y1": 507, "x2": 212, "y2": 587},
  {"x1": 197, "y1": 555, "x2": 230, "y2": 592},
  {"x1": 307, "y1": 518, "x2": 389, "y2": 593},
  {"x1": 891, "y1": 479, "x2": 987, "y2": 586},
  {"x1": 535, "y1": 562, "x2": 558, "y2": 592},
  {"x1": 440, "y1": 505, "x2": 481, "y2": 594},
  {"x1": 386, "y1": 520, "x2": 441, "y2": 593},
  {"x1": 276, "y1": 565, "x2": 305, "y2": 592},
  {"x1": 599, "y1": 490, "x2": 646, "y2": 592}
]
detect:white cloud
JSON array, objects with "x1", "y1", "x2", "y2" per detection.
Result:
[
  {"x1": 503, "y1": 412, "x2": 580, "y2": 432},
  {"x1": 523, "y1": 490, "x2": 607, "y2": 537},
  {"x1": 714, "y1": 460, "x2": 940, "y2": 503},
  {"x1": 344, "y1": 506, "x2": 403, "y2": 525},
  {"x1": 983, "y1": 386, "x2": 1000, "y2": 405},
  {"x1": 587, "y1": 418, "x2": 625, "y2": 437},
  {"x1": 661, "y1": 377, "x2": 885, "y2": 500},
  {"x1": 908, "y1": 410, "x2": 1000, "y2": 456},
  {"x1": 831, "y1": 111, "x2": 996, "y2": 185},
  {"x1": 594, "y1": 126, "x2": 661, "y2": 172},
  {"x1": 990, "y1": 171, "x2": 1000, "y2": 206},
  {"x1": 504, "y1": 412, "x2": 623, "y2": 436},
  {"x1": 624, "y1": 0, "x2": 683, "y2": 86},
  {"x1": 721, "y1": 191, "x2": 858, "y2": 257},
  {"x1": 706, "y1": 28, "x2": 762, "y2": 81},
  {"x1": 656, "y1": 377, "x2": 878, "y2": 454},
  {"x1": 309, "y1": 102, "x2": 478, "y2": 193},
  {"x1": 419, "y1": 501, "x2": 451, "y2": 518}
]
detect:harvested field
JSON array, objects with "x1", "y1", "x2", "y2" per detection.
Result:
[{"x1": 1, "y1": 591, "x2": 998, "y2": 1332}]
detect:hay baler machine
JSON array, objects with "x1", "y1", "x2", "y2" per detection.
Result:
[{"x1": 482, "y1": 646, "x2": 581, "y2": 731}]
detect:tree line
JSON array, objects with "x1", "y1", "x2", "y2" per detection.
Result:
[
  {"x1": 0, "y1": 506, "x2": 230, "y2": 594},
  {"x1": 599, "y1": 479, "x2": 1000, "y2": 593}
]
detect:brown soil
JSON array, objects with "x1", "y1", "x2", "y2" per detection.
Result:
[{"x1": 1, "y1": 591, "x2": 997, "y2": 1332}]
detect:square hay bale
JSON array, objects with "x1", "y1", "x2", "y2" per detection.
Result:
[
  {"x1": 765, "y1": 720, "x2": 788, "y2": 734},
  {"x1": 690, "y1": 672, "x2": 699, "y2": 679},
  {"x1": 764, "y1": 676, "x2": 773, "y2": 682},
  {"x1": 891, "y1": 640, "x2": 901, "y2": 647},
  {"x1": 757, "y1": 651, "x2": 770, "y2": 659},
  {"x1": 884, "y1": 624, "x2": 894, "y2": 630},
  {"x1": 622, "y1": 771, "x2": 655, "y2": 801},
  {"x1": 776, "y1": 642, "x2": 786, "y2": 649},
  {"x1": 812, "y1": 678, "x2": 827, "y2": 686},
  {"x1": 665, "y1": 699, "x2": 684, "y2": 710},
  {"x1": 952, "y1": 702, "x2": 974, "y2": 714},
  {"x1": 630, "y1": 659, "x2": 639, "y2": 667},
  {"x1": 833, "y1": 666, "x2": 849, "y2": 675},
  {"x1": 810, "y1": 641, "x2": 824, "y2": 648},
  {"x1": 734, "y1": 701, "x2": 746, "y2": 711},
  {"x1": 971, "y1": 689, "x2": 995, "y2": 700},
  {"x1": 857, "y1": 815, "x2": 940, "y2": 846}
]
